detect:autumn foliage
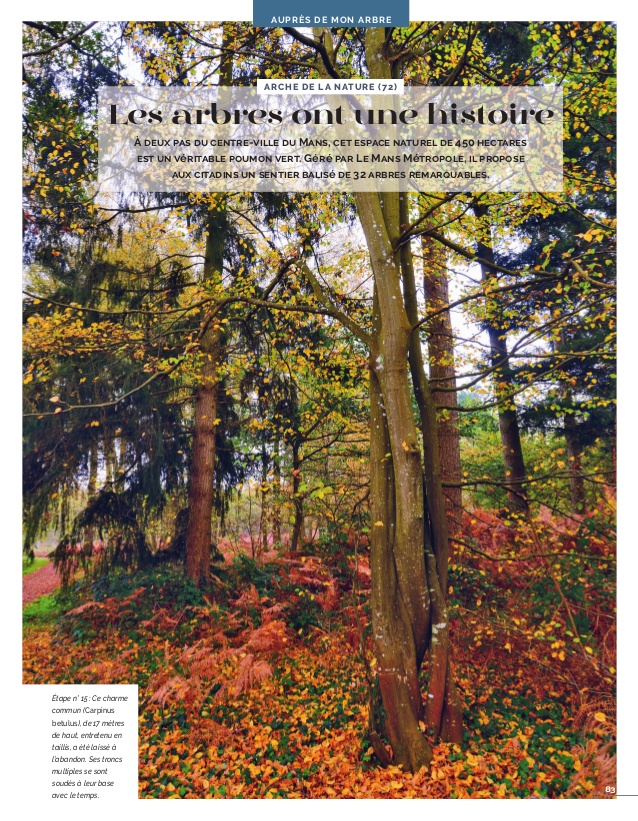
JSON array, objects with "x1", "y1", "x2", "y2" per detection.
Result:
[
  {"x1": 22, "y1": 18, "x2": 616, "y2": 798},
  {"x1": 24, "y1": 500, "x2": 616, "y2": 799}
]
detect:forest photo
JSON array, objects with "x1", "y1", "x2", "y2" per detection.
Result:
[{"x1": 22, "y1": 20, "x2": 616, "y2": 798}]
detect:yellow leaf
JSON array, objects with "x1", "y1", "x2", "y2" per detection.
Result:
[{"x1": 594, "y1": 712, "x2": 607, "y2": 722}]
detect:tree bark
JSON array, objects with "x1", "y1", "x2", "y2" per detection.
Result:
[
  {"x1": 83, "y1": 441, "x2": 98, "y2": 556},
  {"x1": 355, "y1": 177, "x2": 433, "y2": 771},
  {"x1": 564, "y1": 412, "x2": 587, "y2": 514},
  {"x1": 400, "y1": 196, "x2": 463, "y2": 745},
  {"x1": 290, "y1": 440, "x2": 304, "y2": 552},
  {"x1": 272, "y1": 439, "x2": 282, "y2": 546},
  {"x1": 260, "y1": 442, "x2": 269, "y2": 554},
  {"x1": 422, "y1": 233, "x2": 463, "y2": 551},
  {"x1": 185, "y1": 208, "x2": 224, "y2": 585},
  {"x1": 184, "y1": 33, "x2": 233, "y2": 586},
  {"x1": 369, "y1": 349, "x2": 433, "y2": 771},
  {"x1": 118, "y1": 434, "x2": 126, "y2": 472},
  {"x1": 104, "y1": 435, "x2": 116, "y2": 485},
  {"x1": 473, "y1": 200, "x2": 528, "y2": 512}
]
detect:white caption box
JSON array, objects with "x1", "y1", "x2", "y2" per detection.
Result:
[{"x1": 26, "y1": 685, "x2": 138, "y2": 803}]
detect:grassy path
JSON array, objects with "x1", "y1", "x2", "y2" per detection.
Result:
[{"x1": 23, "y1": 561, "x2": 60, "y2": 604}]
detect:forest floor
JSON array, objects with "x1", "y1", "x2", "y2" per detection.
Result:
[{"x1": 23, "y1": 505, "x2": 616, "y2": 799}]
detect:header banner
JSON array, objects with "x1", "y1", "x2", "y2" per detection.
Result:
[{"x1": 253, "y1": 1, "x2": 409, "y2": 28}]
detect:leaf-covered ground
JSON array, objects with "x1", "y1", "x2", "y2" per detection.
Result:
[
  {"x1": 23, "y1": 506, "x2": 616, "y2": 799},
  {"x1": 22, "y1": 559, "x2": 58, "y2": 601}
]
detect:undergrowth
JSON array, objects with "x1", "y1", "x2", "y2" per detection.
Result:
[{"x1": 23, "y1": 504, "x2": 616, "y2": 799}]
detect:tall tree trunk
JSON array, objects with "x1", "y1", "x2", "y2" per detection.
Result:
[
  {"x1": 422, "y1": 232, "x2": 463, "y2": 551},
  {"x1": 272, "y1": 439, "x2": 282, "y2": 546},
  {"x1": 185, "y1": 207, "x2": 224, "y2": 585},
  {"x1": 400, "y1": 195, "x2": 463, "y2": 745},
  {"x1": 473, "y1": 200, "x2": 528, "y2": 512},
  {"x1": 104, "y1": 435, "x2": 116, "y2": 485},
  {"x1": 118, "y1": 434, "x2": 126, "y2": 472},
  {"x1": 306, "y1": 25, "x2": 464, "y2": 770},
  {"x1": 355, "y1": 176, "x2": 433, "y2": 771},
  {"x1": 83, "y1": 442, "x2": 98, "y2": 556},
  {"x1": 564, "y1": 412, "x2": 587, "y2": 514},
  {"x1": 185, "y1": 34, "x2": 233, "y2": 586},
  {"x1": 290, "y1": 441, "x2": 304, "y2": 552},
  {"x1": 260, "y1": 442, "x2": 269, "y2": 554},
  {"x1": 369, "y1": 344, "x2": 433, "y2": 770}
]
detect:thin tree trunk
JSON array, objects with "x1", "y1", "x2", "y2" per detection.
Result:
[
  {"x1": 369, "y1": 292, "x2": 434, "y2": 772},
  {"x1": 185, "y1": 339, "x2": 219, "y2": 584},
  {"x1": 422, "y1": 232, "x2": 463, "y2": 551},
  {"x1": 83, "y1": 442, "x2": 98, "y2": 556},
  {"x1": 473, "y1": 200, "x2": 528, "y2": 512},
  {"x1": 290, "y1": 441, "x2": 304, "y2": 552},
  {"x1": 118, "y1": 434, "x2": 126, "y2": 472},
  {"x1": 260, "y1": 442, "x2": 269, "y2": 554},
  {"x1": 355, "y1": 175, "x2": 433, "y2": 772},
  {"x1": 400, "y1": 196, "x2": 463, "y2": 745},
  {"x1": 185, "y1": 208, "x2": 224, "y2": 585},
  {"x1": 185, "y1": 35, "x2": 232, "y2": 586},
  {"x1": 564, "y1": 412, "x2": 587, "y2": 514},
  {"x1": 272, "y1": 439, "x2": 282, "y2": 546},
  {"x1": 104, "y1": 435, "x2": 116, "y2": 485}
]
